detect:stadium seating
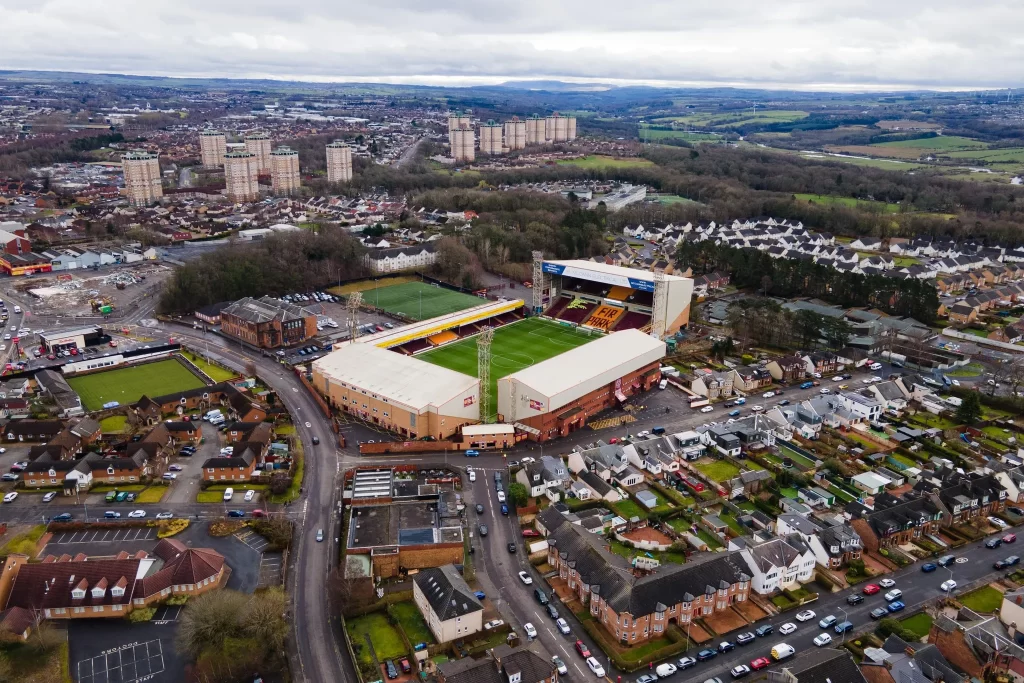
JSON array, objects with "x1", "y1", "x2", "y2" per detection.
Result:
[
  {"x1": 555, "y1": 298, "x2": 594, "y2": 324},
  {"x1": 399, "y1": 338, "x2": 431, "y2": 354},
  {"x1": 606, "y1": 285, "x2": 634, "y2": 301},
  {"x1": 428, "y1": 330, "x2": 459, "y2": 346},
  {"x1": 616, "y1": 310, "x2": 651, "y2": 331},
  {"x1": 544, "y1": 297, "x2": 569, "y2": 319},
  {"x1": 584, "y1": 304, "x2": 624, "y2": 331}
]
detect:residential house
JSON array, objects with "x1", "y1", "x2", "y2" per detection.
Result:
[
  {"x1": 516, "y1": 456, "x2": 567, "y2": 501},
  {"x1": 836, "y1": 392, "x2": 883, "y2": 423},
  {"x1": 930, "y1": 608, "x2": 1024, "y2": 682},
  {"x1": 577, "y1": 472, "x2": 621, "y2": 502},
  {"x1": 851, "y1": 472, "x2": 891, "y2": 495},
  {"x1": 436, "y1": 644, "x2": 557, "y2": 683},
  {"x1": 849, "y1": 492, "x2": 945, "y2": 550},
  {"x1": 3, "y1": 420, "x2": 65, "y2": 443},
  {"x1": 766, "y1": 355, "x2": 807, "y2": 383},
  {"x1": 771, "y1": 649, "x2": 868, "y2": 683},
  {"x1": 91, "y1": 452, "x2": 151, "y2": 485},
  {"x1": 861, "y1": 634, "x2": 965, "y2": 683},
  {"x1": 412, "y1": 564, "x2": 484, "y2": 643},
  {"x1": 202, "y1": 448, "x2": 257, "y2": 481},
  {"x1": 539, "y1": 507, "x2": 751, "y2": 644},
  {"x1": 731, "y1": 365, "x2": 773, "y2": 392},
  {"x1": 739, "y1": 536, "x2": 817, "y2": 594},
  {"x1": 803, "y1": 352, "x2": 838, "y2": 376}
]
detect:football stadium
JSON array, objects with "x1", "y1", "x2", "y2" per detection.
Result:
[{"x1": 311, "y1": 261, "x2": 691, "y2": 443}]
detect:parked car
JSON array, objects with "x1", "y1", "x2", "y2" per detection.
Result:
[
  {"x1": 846, "y1": 594, "x2": 864, "y2": 605},
  {"x1": 518, "y1": 571, "x2": 533, "y2": 585},
  {"x1": 476, "y1": 504, "x2": 485, "y2": 514},
  {"x1": 244, "y1": 490, "x2": 255, "y2": 501},
  {"x1": 586, "y1": 657, "x2": 605, "y2": 677},
  {"x1": 735, "y1": 632, "x2": 755, "y2": 645},
  {"x1": 818, "y1": 615, "x2": 837, "y2": 629},
  {"x1": 156, "y1": 512, "x2": 173, "y2": 519},
  {"x1": 937, "y1": 554, "x2": 957, "y2": 566},
  {"x1": 42, "y1": 491, "x2": 57, "y2": 502},
  {"x1": 887, "y1": 601, "x2": 906, "y2": 613},
  {"x1": 127, "y1": 510, "x2": 146, "y2": 518},
  {"x1": 227, "y1": 510, "x2": 246, "y2": 518},
  {"x1": 696, "y1": 649, "x2": 717, "y2": 662},
  {"x1": 556, "y1": 618, "x2": 571, "y2": 635},
  {"x1": 718, "y1": 641, "x2": 735, "y2": 653},
  {"x1": 879, "y1": 578, "x2": 896, "y2": 588},
  {"x1": 655, "y1": 663, "x2": 676, "y2": 678},
  {"x1": 522, "y1": 529, "x2": 540, "y2": 538},
  {"x1": 677, "y1": 657, "x2": 697, "y2": 669},
  {"x1": 988, "y1": 516, "x2": 1009, "y2": 529},
  {"x1": 870, "y1": 608, "x2": 889, "y2": 620},
  {"x1": 779, "y1": 622, "x2": 797, "y2": 635},
  {"x1": 524, "y1": 623, "x2": 537, "y2": 639},
  {"x1": 1003, "y1": 534, "x2": 1017, "y2": 544},
  {"x1": 754, "y1": 624, "x2": 774, "y2": 637},
  {"x1": 986, "y1": 538, "x2": 1003, "y2": 549},
  {"x1": 862, "y1": 584, "x2": 881, "y2": 595},
  {"x1": 940, "y1": 580, "x2": 957, "y2": 592},
  {"x1": 168, "y1": 464, "x2": 183, "y2": 472},
  {"x1": 574, "y1": 640, "x2": 591, "y2": 658},
  {"x1": 0, "y1": 473, "x2": 17, "y2": 482},
  {"x1": 385, "y1": 660, "x2": 398, "y2": 679},
  {"x1": 750, "y1": 658, "x2": 771, "y2": 671},
  {"x1": 507, "y1": 542, "x2": 517, "y2": 554},
  {"x1": 637, "y1": 674, "x2": 658, "y2": 683},
  {"x1": 921, "y1": 563, "x2": 937, "y2": 573},
  {"x1": 884, "y1": 589, "x2": 903, "y2": 602},
  {"x1": 552, "y1": 657, "x2": 568, "y2": 676},
  {"x1": 478, "y1": 524, "x2": 488, "y2": 537},
  {"x1": 399, "y1": 659, "x2": 411, "y2": 674},
  {"x1": 53, "y1": 513, "x2": 72, "y2": 522},
  {"x1": 103, "y1": 510, "x2": 120, "y2": 518}
]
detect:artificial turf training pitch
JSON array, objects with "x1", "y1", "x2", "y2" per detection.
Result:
[
  {"x1": 418, "y1": 318, "x2": 595, "y2": 420},
  {"x1": 362, "y1": 281, "x2": 484, "y2": 321},
  {"x1": 66, "y1": 358, "x2": 206, "y2": 411}
]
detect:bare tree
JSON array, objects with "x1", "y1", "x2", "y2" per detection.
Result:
[
  {"x1": 242, "y1": 587, "x2": 289, "y2": 653},
  {"x1": 176, "y1": 589, "x2": 249, "y2": 658}
]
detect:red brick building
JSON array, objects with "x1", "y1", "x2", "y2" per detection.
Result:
[{"x1": 220, "y1": 296, "x2": 317, "y2": 349}]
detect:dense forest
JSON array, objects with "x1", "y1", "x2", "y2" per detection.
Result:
[
  {"x1": 676, "y1": 240, "x2": 940, "y2": 323},
  {"x1": 159, "y1": 229, "x2": 365, "y2": 314}
]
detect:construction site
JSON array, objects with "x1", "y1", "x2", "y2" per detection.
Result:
[{"x1": 11, "y1": 262, "x2": 172, "y2": 317}]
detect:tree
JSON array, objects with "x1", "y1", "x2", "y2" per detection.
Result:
[
  {"x1": 176, "y1": 589, "x2": 249, "y2": 658},
  {"x1": 955, "y1": 391, "x2": 982, "y2": 424},
  {"x1": 507, "y1": 482, "x2": 528, "y2": 508},
  {"x1": 327, "y1": 568, "x2": 375, "y2": 615},
  {"x1": 269, "y1": 473, "x2": 290, "y2": 495}
]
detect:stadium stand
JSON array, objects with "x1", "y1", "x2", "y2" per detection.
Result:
[
  {"x1": 606, "y1": 285, "x2": 634, "y2": 301},
  {"x1": 565, "y1": 279, "x2": 610, "y2": 298},
  {"x1": 556, "y1": 298, "x2": 594, "y2": 324},
  {"x1": 400, "y1": 338, "x2": 431, "y2": 354},
  {"x1": 584, "y1": 304, "x2": 625, "y2": 331},
  {"x1": 429, "y1": 330, "x2": 459, "y2": 346},
  {"x1": 544, "y1": 297, "x2": 569, "y2": 319},
  {"x1": 616, "y1": 310, "x2": 651, "y2": 331}
]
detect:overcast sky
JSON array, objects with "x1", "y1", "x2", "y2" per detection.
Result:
[{"x1": 1, "y1": 0, "x2": 1020, "y2": 90}]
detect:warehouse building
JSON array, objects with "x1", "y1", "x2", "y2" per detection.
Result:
[
  {"x1": 312, "y1": 344, "x2": 480, "y2": 440},
  {"x1": 497, "y1": 329, "x2": 665, "y2": 441}
]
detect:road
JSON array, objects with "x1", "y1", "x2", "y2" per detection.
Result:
[{"x1": 393, "y1": 136, "x2": 425, "y2": 168}]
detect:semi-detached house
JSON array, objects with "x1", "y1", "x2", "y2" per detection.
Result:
[{"x1": 739, "y1": 536, "x2": 817, "y2": 594}]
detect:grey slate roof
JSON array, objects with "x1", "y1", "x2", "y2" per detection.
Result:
[{"x1": 413, "y1": 564, "x2": 482, "y2": 621}]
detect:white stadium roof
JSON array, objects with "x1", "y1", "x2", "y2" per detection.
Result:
[
  {"x1": 543, "y1": 259, "x2": 690, "y2": 285},
  {"x1": 312, "y1": 343, "x2": 478, "y2": 413}
]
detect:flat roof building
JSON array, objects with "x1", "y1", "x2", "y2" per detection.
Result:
[
  {"x1": 224, "y1": 151, "x2": 259, "y2": 203},
  {"x1": 312, "y1": 343, "x2": 480, "y2": 440},
  {"x1": 326, "y1": 140, "x2": 353, "y2": 183},
  {"x1": 121, "y1": 151, "x2": 162, "y2": 207},
  {"x1": 270, "y1": 146, "x2": 300, "y2": 196},
  {"x1": 198, "y1": 130, "x2": 226, "y2": 168},
  {"x1": 244, "y1": 132, "x2": 272, "y2": 175}
]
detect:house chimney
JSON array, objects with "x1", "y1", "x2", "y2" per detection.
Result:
[{"x1": 1016, "y1": 594, "x2": 1023, "y2": 607}]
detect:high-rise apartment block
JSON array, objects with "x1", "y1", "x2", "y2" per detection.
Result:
[
  {"x1": 504, "y1": 117, "x2": 527, "y2": 150},
  {"x1": 450, "y1": 127, "x2": 475, "y2": 163},
  {"x1": 224, "y1": 151, "x2": 259, "y2": 202},
  {"x1": 270, "y1": 147, "x2": 301, "y2": 196},
  {"x1": 525, "y1": 115, "x2": 546, "y2": 145},
  {"x1": 121, "y1": 151, "x2": 162, "y2": 207},
  {"x1": 244, "y1": 133, "x2": 272, "y2": 175},
  {"x1": 199, "y1": 130, "x2": 227, "y2": 168},
  {"x1": 447, "y1": 114, "x2": 471, "y2": 135},
  {"x1": 479, "y1": 121, "x2": 503, "y2": 155},
  {"x1": 326, "y1": 141, "x2": 353, "y2": 183}
]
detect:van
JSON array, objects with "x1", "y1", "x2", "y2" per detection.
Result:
[
  {"x1": 223, "y1": 487, "x2": 234, "y2": 502},
  {"x1": 205, "y1": 409, "x2": 222, "y2": 421},
  {"x1": 208, "y1": 414, "x2": 225, "y2": 426},
  {"x1": 869, "y1": 362, "x2": 883, "y2": 371},
  {"x1": 659, "y1": 379, "x2": 668, "y2": 390},
  {"x1": 771, "y1": 644, "x2": 795, "y2": 661},
  {"x1": 12, "y1": 306, "x2": 20, "y2": 314}
]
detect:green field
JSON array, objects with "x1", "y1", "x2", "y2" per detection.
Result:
[
  {"x1": 419, "y1": 318, "x2": 594, "y2": 420},
  {"x1": 362, "y1": 281, "x2": 484, "y2": 321},
  {"x1": 67, "y1": 358, "x2": 206, "y2": 411},
  {"x1": 794, "y1": 193, "x2": 903, "y2": 213},
  {"x1": 557, "y1": 155, "x2": 655, "y2": 169},
  {"x1": 873, "y1": 135, "x2": 988, "y2": 151},
  {"x1": 799, "y1": 152, "x2": 931, "y2": 170},
  {"x1": 640, "y1": 128, "x2": 722, "y2": 142},
  {"x1": 653, "y1": 110, "x2": 808, "y2": 129}
]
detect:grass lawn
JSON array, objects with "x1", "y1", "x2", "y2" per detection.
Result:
[
  {"x1": 275, "y1": 424, "x2": 296, "y2": 436},
  {"x1": 780, "y1": 487, "x2": 801, "y2": 499},
  {"x1": 910, "y1": 412, "x2": 958, "y2": 430},
  {"x1": 695, "y1": 460, "x2": 740, "y2": 483},
  {"x1": 346, "y1": 612, "x2": 408, "y2": 661},
  {"x1": 612, "y1": 499, "x2": 648, "y2": 520},
  {"x1": 136, "y1": 486, "x2": 167, "y2": 504},
  {"x1": 890, "y1": 452, "x2": 918, "y2": 468},
  {"x1": 874, "y1": 135, "x2": 988, "y2": 152},
  {"x1": 361, "y1": 281, "x2": 483, "y2": 321},
  {"x1": 182, "y1": 352, "x2": 237, "y2": 382},
  {"x1": 556, "y1": 155, "x2": 655, "y2": 169},
  {"x1": 420, "y1": 318, "x2": 594, "y2": 421},
  {"x1": 267, "y1": 449, "x2": 303, "y2": 504},
  {"x1": 329, "y1": 275, "x2": 418, "y2": 296},
  {"x1": 196, "y1": 491, "x2": 225, "y2": 503},
  {"x1": 608, "y1": 538, "x2": 685, "y2": 565},
  {"x1": 0, "y1": 524, "x2": 47, "y2": 556},
  {"x1": 718, "y1": 512, "x2": 747, "y2": 536},
  {"x1": 794, "y1": 193, "x2": 902, "y2": 213},
  {"x1": 900, "y1": 613, "x2": 934, "y2": 638},
  {"x1": 99, "y1": 415, "x2": 127, "y2": 433},
  {"x1": 959, "y1": 586, "x2": 1003, "y2": 613},
  {"x1": 391, "y1": 601, "x2": 435, "y2": 645},
  {"x1": 1, "y1": 640, "x2": 69, "y2": 683},
  {"x1": 695, "y1": 529, "x2": 723, "y2": 549},
  {"x1": 91, "y1": 484, "x2": 146, "y2": 493},
  {"x1": 67, "y1": 358, "x2": 206, "y2": 411},
  {"x1": 981, "y1": 426, "x2": 1014, "y2": 443}
]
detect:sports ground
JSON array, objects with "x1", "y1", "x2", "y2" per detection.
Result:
[
  {"x1": 362, "y1": 282, "x2": 483, "y2": 321},
  {"x1": 67, "y1": 358, "x2": 206, "y2": 411},
  {"x1": 418, "y1": 318, "x2": 595, "y2": 419}
]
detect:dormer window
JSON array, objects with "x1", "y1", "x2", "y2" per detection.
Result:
[
  {"x1": 92, "y1": 586, "x2": 106, "y2": 599},
  {"x1": 111, "y1": 586, "x2": 124, "y2": 597},
  {"x1": 71, "y1": 587, "x2": 86, "y2": 600}
]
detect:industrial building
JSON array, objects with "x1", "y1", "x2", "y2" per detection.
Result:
[
  {"x1": 450, "y1": 126, "x2": 475, "y2": 163},
  {"x1": 270, "y1": 146, "x2": 300, "y2": 196},
  {"x1": 121, "y1": 151, "x2": 162, "y2": 207},
  {"x1": 496, "y1": 329, "x2": 665, "y2": 441},
  {"x1": 595, "y1": 184, "x2": 647, "y2": 211},
  {"x1": 220, "y1": 296, "x2": 317, "y2": 348},
  {"x1": 198, "y1": 130, "x2": 226, "y2": 168},
  {"x1": 504, "y1": 116, "x2": 526, "y2": 150},
  {"x1": 312, "y1": 343, "x2": 480, "y2": 440},
  {"x1": 478, "y1": 120, "x2": 503, "y2": 155},
  {"x1": 325, "y1": 140, "x2": 353, "y2": 183},
  {"x1": 243, "y1": 132, "x2": 272, "y2": 175},
  {"x1": 223, "y1": 150, "x2": 259, "y2": 202}
]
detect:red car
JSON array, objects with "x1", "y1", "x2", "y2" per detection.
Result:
[
  {"x1": 522, "y1": 529, "x2": 541, "y2": 538},
  {"x1": 574, "y1": 640, "x2": 590, "y2": 658},
  {"x1": 862, "y1": 584, "x2": 881, "y2": 595},
  {"x1": 1004, "y1": 533, "x2": 1017, "y2": 544},
  {"x1": 751, "y1": 658, "x2": 771, "y2": 671}
]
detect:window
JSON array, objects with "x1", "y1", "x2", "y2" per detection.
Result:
[
  {"x1": 71, "y1": 588, "x2": 86, "y2": 600},
  {"x1": 92, "y1": 605, "x2": 103, "y2": 612}
]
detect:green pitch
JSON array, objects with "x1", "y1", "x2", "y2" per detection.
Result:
[
  {"x1": 362, "y1": 281, "x2": 484, "y2": 321},
  {"x1": 418, "y1": 318, "x2": 595, "y2": 420},
  {"x1": 67, "y1": 358, "x2": 206, "y2": 411}
]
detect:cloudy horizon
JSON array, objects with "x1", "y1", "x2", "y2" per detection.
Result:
[{"x1": 1, "y1": 0, "x2": 1021, "y2": 92}]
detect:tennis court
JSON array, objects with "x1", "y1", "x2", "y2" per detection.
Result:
[
  {"x1": 67, "y1": 358, "x2": 206, "y2": 411},
  {"x1": 419, "y1": 318, "x2": 595, "y2": 419},
  {"x1": 361, "y1": 281, "x2": 483, "y2": 321}
]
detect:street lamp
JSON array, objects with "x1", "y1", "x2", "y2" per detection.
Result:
[
  {"x1": 944, "y1": 566, "x2": 955, "y2": 595},
  {"x1": 837, "y1": 606, "x2": 849, "y2": 643}
]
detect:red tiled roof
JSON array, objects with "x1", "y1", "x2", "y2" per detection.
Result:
[
  {"x1": 5, "y1": 559, "x2": 141, "y2": 611},
  {"x1": 0, "y1": 606, "x2": 33, "y2": 636}
]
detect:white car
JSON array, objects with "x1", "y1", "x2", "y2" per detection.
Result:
[
  {"x1": 795, "y1": 610, "x2": 816, "y2": 622},
  {"x1": 813, "y1": 633, "x2": 833, "y2": 647},
  {"x1": 484, "y1": 619, "x2": 505, "y2": 630},
  {"x1": 831, "y1": 376, "x2": 844, "y2": 382},
  {"x1": 2, "y1": 491, "x2": 16, "y2": 503},
  {"x1": 556, "y1": 618, "x2": 571, "y2": 635},
  {"x1": 731, "y1": 665, "x2": 752, "y2": 679},
  {"x1": 813, "y1": 372, "x2": 822, "y2": 378},
  {"x1": 950, "y1": 379, "x2": 961, "y2": 387},
  {"x1": 524, "y1": 623, "x2": 537, "y2": 639},
  {"x1": 552, "y1": 657, "x2": 568, "y2": 676},
  {"x1": 220, "y1": 447, "x2": 234, "y2": 455},
  {"x1": 586, "y1": 657, "x2": 605, "y2": 677},
  {"x1": 870, "y1": 376, "x2": 883, "y2": 382},
  {"x1": 42, "y1": 491, "x2": 57, "y2": 502},
  {"x1": 762, "y1": 391, "x2": 775, "y2": 398},
  {"x1": 700, "y1": 406, "x2": 714, "y2": 413},
  {"x1": 161, "y1": 473, "x2": 177, "y2": 480},
  {"x1": 884, "y1": 589, "x2": 903, "y2": 602},
  {"x1": 468, "y1": 470, "x2": 476, "y2": 482},
  {"x1": 518, "y1": 571, "x2": 533, "y2": 585},
  {"x1": 819, "y1": 388, "x2": 831, "y2": 394},
  {"x1": 655, "y1": 663, "x2": 677, "y2": 678},
  {"x1": 988, "y1": 516, "x2": 1009, "y2": 529},
  {"x1": 779, "y1": 622, "x2": 797, "y2": 635},
  {"x1": 941, "y1": 580, "x2": 957, "y2": 592},
  {"x1": 879, "y1": 578, "x2": 896, "y2": 588},
  {"x1": 751, "y1": 405, "x2": 764, "y2": 412},
  {"x1": 128, "y1": 510, "x2": 146, "y2": 518},
  {"x1": 156, "y1": 512, "x2": 174, "y2": 519},
  {"x1": 244, "y1": 489, "x2": 255, "y2": 502},
  {"x1": 521, "y1": 457, "x2": 535, "y2": 464}
]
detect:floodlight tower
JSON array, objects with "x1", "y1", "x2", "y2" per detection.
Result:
[
  {"x1": 477, "y1": 326, "x2": 494, "y2": 423},
  {"x1": 532, "y1": 251, "x2": 545, "y2": 315},
  {"x1": 347, "y1": 292, "x2": 363, "y2": 341},
  {"x1": 651, "y1": 270, "x2": 668, "y2": 339}
]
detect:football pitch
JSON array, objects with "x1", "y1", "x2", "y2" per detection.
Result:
[
  {"x1": 362, "y1": 281, "x2": 483, "y2": 321},
  {"x1": 67, "y1": 358, "x2": 206, "y2": 411},
  {"x1": 418, "y1": 318, "x2": 595, "y2": 419}
]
